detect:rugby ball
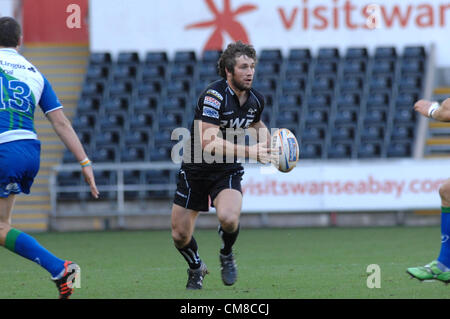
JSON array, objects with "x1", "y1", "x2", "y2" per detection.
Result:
[{"x1": 271, "y1": 128, "x2": 299, "y2": 172}]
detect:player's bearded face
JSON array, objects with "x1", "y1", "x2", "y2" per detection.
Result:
[{"x1": 230, "y1": 55, "x2": 255, "y2": 92}]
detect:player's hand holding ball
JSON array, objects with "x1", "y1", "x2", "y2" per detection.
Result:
[
  {"x1": 271, "y1": 128, "x2": 300, "y2": 172},
  {"x1": 249, "y1": 142, "x2": 277, "y2": 164}
]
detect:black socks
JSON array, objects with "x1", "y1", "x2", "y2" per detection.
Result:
[
  {"x1": 218, "y1": 224, "x2": 240, "y2": 256},
  {"x1": 177, "y1": 236, "x2": 202, "y2": 269}
]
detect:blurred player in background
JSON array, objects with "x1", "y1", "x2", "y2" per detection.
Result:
[
  {"x1": 171, "y1": 41, "x2": 274, "y2": 289},
  {"x1": 407, "y1": 98, "x2": 450, "y2": 282},
  {"x1": 0, "y1": 17, "x2": 99, "y2": 298}
]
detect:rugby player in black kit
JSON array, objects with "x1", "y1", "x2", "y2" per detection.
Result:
[{"x1": 171, "y1": 41, "x2": 275, "y2": 289}]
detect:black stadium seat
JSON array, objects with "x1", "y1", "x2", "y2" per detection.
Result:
[
  {"x1": 342, "y1": 59, "x2": 366, "y2": 75},
  {"x1": 345, "y1": 47, "x2": 368, "y2": 59},
  {"x1": 358, "y1": 142, "x2": 382, "y2": 158},
  {"x1": 334, "y1": 109, "x2": 357, "y2": 125},
  {"x1": 302, "y1": 126, "x2": 326, "y2": 142},
  {"x1": 121, "y1": 146, "x2": 147, "y2": 162},
  {"x1": 363, "y1": 109, "x2": 387, "y2": 125},
  {"x1": 129, "y1": 111, "x2": 155, "y2": 130},
  {"x1": 314, "y1": 61, "x2": 337, "y2": 74},
  {"x1": 174, "y1": 51, "x2": 196, "y2": 65},
  {"x1": 311, "y1": 76, "x2": 334, "y2": 91},
  {"x1": 360, "y1": 125, "x2": 384, "y2": 142},
  {"x1": 285, "y1": 61, "x2": 308, "y2": 76},
  {"x1": 201, "y1": 50, "x2": 221, "y2": 63},
  {"x1": 301, "y1": 142, "x2": 323, "y2": 159},
  {"x1": 328, "y1": 142, "x2": 353, "y2": 159},
  {"x1": 91, "y1": 146, "x2": 119, "y2": 163},
  {"x1": 387, "y1": 142, "x2": 412, "y2": 157},
  {"x1": 170, "y1": 64, "x2": 194, "y2": 79},
  {"x1": 108, "y1": 80, "x2": 133, "y2": 96},
  {"x1": 259, "y1": 49, "x2": 282, "y2": 62},
  {"x1": 98, "y1": 112, "x2": 126, "y2": 130},
  {"x1": 288, "y1": 48, "x2": 311, "y2": 62},
  {"x1": 394, "y1": 107, "x2": 416, "y2": 123},
  {"x1": 86, "y1": 65, "x2": 109, "y2": 80},
  {"x1": 403, "y1": 46, "x2": 426, "y2": 59},
  {"x1": 77, "y1": 96, "x2": 101, "y2": 113},
  {"x1": 281, "y1": 77, "x2": 306, "y2": 92},
  {"x1": 340, "y1": 76, "x2": 363, "y2": 92},
  {"x1": 117, "y1": 51, "x2": 139, "y2": 65},
  {"x1": 144, "y1": 51, "x2": 168, "y2": 65},
  {"x1": 318, "y1": 48, "x2": 340, "y2": 61},
  {"x1": 279, "y1": 93, "x2": 302, "y2": 109},
  {"x1": 331, "y1": 126, "x2": 355, "y2": 142},
  {"x1": 103, "y1": 95, "x2": 130, "y2": 113},
  {"x1": 336, "y1": 92, "x2": 360, "y2": 108},
  {"x1": 141, "y1": 64, "x2": 165, "y2": 80},
  {"x1": 149, "y1": 147, "x2": 171, "y2": 161},
  {"x1": 374, "y1": 46, "x2": 397, "y2": 60},
  {"x1": 94, "y1": 129, "x2": 121, "y2": 148},
  {"x1": 305, "y1": 109, "x2": 328, "y2": 125},
  {"x1": 89, "y1": 52, "x2": 112, "y2": 65},
  {"x1": 308, "y1": 93, "x2": 331, "y2": 108},
  {"x1": 72, "y1": 113, "x2": 96, "y2": 131},
  {"x1": 391, "y1": 125, "x2": 414, "y2": 141},
  {"x1": 123, "y1": 129, "x2": 150, "y2": 147},
  {"x1": 372, "y1": 60, "x2": 395, "y2": 75}
]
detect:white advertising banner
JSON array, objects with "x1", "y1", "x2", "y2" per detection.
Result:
[
  {"x1": 90, "y1": 0, "x2": 450, "y2": 65},
  {"x1": 0, "y1": 0, "x2": 15, "y2": 18},
  {"x1": 241, "y1": 159, "x2": 449, "y2": 212}
]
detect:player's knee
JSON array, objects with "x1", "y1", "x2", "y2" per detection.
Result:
[
  {"x1": 171, "y1": 228, "x2": 190, "y2": 247},
  {"x1": 439, "y1": 182, "x2": 450, "y2": 203},
  {"x1": 218, "y1": 211, "x2": 240, "y2": 232}
]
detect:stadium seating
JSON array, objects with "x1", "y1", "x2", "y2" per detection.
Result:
[
  {"x1": 76, "y1": 47, "x2": 425, "y2": 158},
  {"x1": 59, "y1": 46, "x2": 426, "y2": 200}
]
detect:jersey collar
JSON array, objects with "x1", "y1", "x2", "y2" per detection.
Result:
[
  {"x1": 0, "y1": 48, "x2": 18, "y2": 54},
  {"x1": 225, "y1": 81, "x2": 235, "y2": 95}
]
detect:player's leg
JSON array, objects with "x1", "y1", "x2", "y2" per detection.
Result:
[
  {"x1": 0, "y1": 140, "x2": 79, "y2": 298},
  {"x1": 0, "y1": 195, "x2": 79, "y2": 295},
  {"x1": 0, "y1": 194, "x2": 15, "y2": 241},
  {"x1": 212, "y1": 170, "x2": 244, "y2": 286},
  {"x1": 171, "y1": 203, "x2": 209, "y2": 289},
  {"x1": 214, "y1": 189, "x2": 242, "y2": 256},
  {"x1": 407, "y1": 179, "x2": 450, "y2": 282},
  {"x1": 172, "y1": 169, "x2": 211, "y2": 289},
  {"x1": 171, "y1": 203, "x2": 202, "y2": 267},
  {"x1": 437, "y1": 181, "x2": 450, "y2": 275}
]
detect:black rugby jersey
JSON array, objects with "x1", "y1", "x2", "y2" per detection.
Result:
[{"x1": 181, "y1": 78, "x2": 265, "y2": 173}]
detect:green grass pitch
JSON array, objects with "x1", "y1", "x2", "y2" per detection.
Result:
[{"x1": 0, "y1": 226, "x2": 448, "y2": 299}]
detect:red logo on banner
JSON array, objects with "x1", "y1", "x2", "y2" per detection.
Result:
[{"x1": 185, "y1": 0, "x2": 257, "y2": 51}]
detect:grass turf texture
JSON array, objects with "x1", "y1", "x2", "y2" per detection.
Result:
[{"x1": 0, "y1": 226, "x2": 448, "y2": 299}]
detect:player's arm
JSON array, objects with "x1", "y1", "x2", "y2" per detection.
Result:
[
  {"x1": 46, "y1": 109, "x2": 99, "y2": 199},
  {"x1": 414, "y1": 98, "x2": 450, "y2": 122},
  {"x1": 200, "y1": 121, "x2": 272, "y2": 164},
  {"x1": 248, "y1": 120, "x2": 271, "y2": 147},
  {"x1": 39, "y1": 74, "x2": 99, "y2": 199}
]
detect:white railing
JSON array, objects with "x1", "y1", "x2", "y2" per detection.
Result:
[
  {"x1": 49, "y1": 161, "x2": 179, "y2": 226},
  {"x1": 413, "y1": 43, "x2": 436, "y2": 158}
]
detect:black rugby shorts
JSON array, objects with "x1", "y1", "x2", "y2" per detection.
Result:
[{"x1": 173, "y1": 168, "x2": 244, "y2": 212}]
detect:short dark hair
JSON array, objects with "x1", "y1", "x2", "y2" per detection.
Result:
[
  {"x1": 217, "y1": 41, "x2": 257, "y2": 78},
  {"x1": 0, "y1": 17, "x2": 21, "y2": 47}
]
